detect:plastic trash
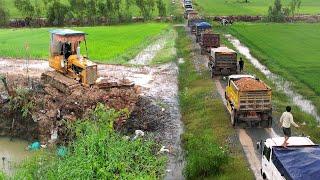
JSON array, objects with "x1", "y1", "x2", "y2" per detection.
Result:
[
  {"x1": 28, "y1": 141, "x2": 41, "y2": 151},
  {"x1": 132, "y1": 130, "x2": 145, "y2": 140},
  {"x1": 57, "y1": 146, "x2": 67, "y2": 157},
  {"x1": 159, "y1": 146, "x2": 170, "y2": 154}
]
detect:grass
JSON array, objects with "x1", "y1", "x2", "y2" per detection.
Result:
[
  {"x1": 194, "y1": 0, "x2": 320, "y2": 16},
  {"x1": 213, "y1": 22, "x2": 320, "y2": 143},
  {"x1": 226, "y1": 22, "x2": 320, "y2": 117},
  {"x1": 11, "y1": 104, "x2": 166, "y2": 179},
  {"x1": 0, "y1": 23, "x2": 169, "y2": 64},
  {"x1": 176, "y1": 26, "x2": 254, "y2": 179},
  {"x1": 3, "y1": 0, "x2": 174, "y2": 18}
]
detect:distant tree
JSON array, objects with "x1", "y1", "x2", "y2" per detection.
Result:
[
  {"x1": 135, "y1": 0, "x2": 155, "y2": 20},
  {"x1": 289, "y1": 0, "x2": 301, "y2": 17},
  {"x1": 47, "y1": 0, "x2": 68, "y2": 26},
  {"x1": 267, "y1": 0, "x2": 288, "y2": 22},
  {"x1": 156, "y1": 0, "x2": 166, "y2": 17},
  {"x1": 69, "y1": 0, "x2": 87, "y2": 22},
  {"x1": 0, "y1": 0, "x2": 10, "y2": 27},
  {"x1": 87, "y1": 0, "x2": 99, "y2": 24},
  {"x1": 14, "y1": 0, "x2": 35, "y2": 19}
]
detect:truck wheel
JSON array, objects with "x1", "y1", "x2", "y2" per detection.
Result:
[
  {"x1": 268, "y1": 117, "x2": 273, "y2": 128},
  {"x1": 231, "y1": 110, "x2": 236, "y2": 126},
  {"x1": 261, "y1": 169, "x2": 267, "y2": 179},
  {"x1": 201, "y1": 48, "x2": 204, "y2": 55}
]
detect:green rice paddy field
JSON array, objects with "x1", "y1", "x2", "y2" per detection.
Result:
[
  {"x1": 195, "y1": 0, "x2": 320, "y2": 16},
  {"x1": 0, "y1": 23, "x2": 169, "y2": 63},
  {"x1": 228, "y1": 23, "x2": 320, "y2": 112}
]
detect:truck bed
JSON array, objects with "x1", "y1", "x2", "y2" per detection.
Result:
[{"x1": 272, "y1": 146, "x2": 320, "y2": 180}]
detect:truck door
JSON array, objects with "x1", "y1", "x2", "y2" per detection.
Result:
[{"x1": 262, "y1": 145, "x2": 272, "y2": 179}]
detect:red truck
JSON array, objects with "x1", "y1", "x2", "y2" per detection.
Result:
[{"x1": 200, "y1": 32, "x2": 220, "y2": 55}]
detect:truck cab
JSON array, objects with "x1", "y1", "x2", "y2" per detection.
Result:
[{"x1": 260, "y1": 137, "x2": 319, "y2": 180}]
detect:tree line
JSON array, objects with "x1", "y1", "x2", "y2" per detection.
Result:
[{"x1": 0, "y1": 0, "x2": 167, "y2": 27}]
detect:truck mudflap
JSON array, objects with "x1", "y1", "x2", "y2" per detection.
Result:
[{"x1": 234, "y1": 111, "x2": 272, "y2": 128}]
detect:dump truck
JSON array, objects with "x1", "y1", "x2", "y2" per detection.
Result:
[
  {"x1": 184, "y1": 8, "x2": 194, "y2": 19},
  {"x1": 199, "y1": 31, "x2": 220, "y2": 54},
  {"x1": 187, "y1": 11, "x2": 198, "y2": 20},
  {"x1": 188, "y1": 18, "x2": 205, "y2": 34},
  {"x1": 208, "y1": 47, "x2": 237, "y2": 76},
  {"x1": 195, "y1": 22, "x2": 212, "y2": 43},
  {"x1": 258, "y1": 136, "x2": 320, "y2": 180},
  {"x1": 225, "y1": 75, "x2": 272, "y2": 127}
]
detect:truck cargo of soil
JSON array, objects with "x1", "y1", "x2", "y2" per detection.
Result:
[
  {"x1": 208, "y1": 47, "x2": 238, "y2": 76},
  {"x1": 225, "y1": 75, "x2": 272, "y2": 128}
]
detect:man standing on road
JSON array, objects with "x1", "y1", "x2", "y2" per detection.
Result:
[
  {"x1": 280, "y1": 106, "x2": 299, "y2": 148},
  {"x1": 239, "y1": 57, "x2": 244, "y2": 73}
]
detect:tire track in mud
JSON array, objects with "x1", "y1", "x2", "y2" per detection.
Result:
[{"x1": 185, "y1": 25, "x2": 282, "y2": 180}]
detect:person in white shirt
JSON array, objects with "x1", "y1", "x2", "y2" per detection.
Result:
[{"x1": 280, "y1": 106, "x2": 299, "y2": 148}]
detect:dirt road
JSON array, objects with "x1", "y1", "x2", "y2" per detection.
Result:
[{"x1": 185, "y1": 25, "x2": 283, "y2": 180}]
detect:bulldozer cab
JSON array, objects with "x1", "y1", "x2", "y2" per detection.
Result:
[
  {"x1": 48, "y1": 29, "x2": 97, "y2": 86},
  {"x1": 49, "y1": 29, "x2": 87, "y2": 64}
]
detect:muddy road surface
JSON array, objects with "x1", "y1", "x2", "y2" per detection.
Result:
[
  {"x1": 185, "y1": 25, "x2": 284, "y2": 179},
  {"x1": 0, "y1": 58, "x2": 184, "y2": 179}
]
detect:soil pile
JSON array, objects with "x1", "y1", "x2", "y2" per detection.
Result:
[
  {"x1": 234, "y1": 77, "x2": 269, "y2": 91},
  {"x1": 123, "y1": 96, "x2": 170, "y2": 140},
  {"x1": 0, "y1": 74, "x2": 140, "y2": 144}
]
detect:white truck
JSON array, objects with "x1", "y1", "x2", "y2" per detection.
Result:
[{"x1": 258, "y1": 136, "x2": 320, "y2": 180}]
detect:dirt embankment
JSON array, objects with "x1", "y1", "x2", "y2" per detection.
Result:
[{"x1": 0, "y1": 59, "x2": 180, "y2": 150}]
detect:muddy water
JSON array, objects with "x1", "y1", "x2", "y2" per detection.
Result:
[
  {"x1": 225, "y1": 34, "x2": 320, "y2": 122},
  {"x1": 129, "y1": 37, "x2": 167, "y2": 65},
  {"x1": 0, "y1": 137, "x2": 31, "y2": 175}
]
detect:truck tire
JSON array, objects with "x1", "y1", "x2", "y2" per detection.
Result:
[
  {"x1": 268, "y1": 117, "x2": 273, "y2": 128},
  {"x1": 201, "y1": 48, "x2": 204, "y2": 55},
  {"x1": 231, "y1": 110, "x2": 237, "y2": 126},
  {"x1": 261, "y1": 169, "x2": 267, "y2": 179}
]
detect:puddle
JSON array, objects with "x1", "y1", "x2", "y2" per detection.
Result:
[
  {"x1": 225, "y1": 34, "x2": 320, "y2": 122},
  {"x1": 0, "y1": 137, "x2": 31, "y2": 175},
  {"x1": 129, "y1": 37, "x2": 167, "y2": 65}
]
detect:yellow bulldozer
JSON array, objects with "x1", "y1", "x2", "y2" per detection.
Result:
[{"x1": 41, "y1": 29, "x2": 97, "y2": 93}]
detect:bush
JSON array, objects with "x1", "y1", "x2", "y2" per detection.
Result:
[
  {"x1": 184, "y1": 135, "x2": 229, "y2": 179},
  {"x1": 14, "y1": 104, "x2": 167, "y2": 179},
  {"x1": 266, "y1": 0, "x2": 289, "y2": 22},
  {"x1": 0, "y1": 0, "x2": 10, "y2": 27}
]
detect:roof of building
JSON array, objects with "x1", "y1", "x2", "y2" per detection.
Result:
[{"x1": 49, "y1": 29, "x2": 86, "y2": 36}]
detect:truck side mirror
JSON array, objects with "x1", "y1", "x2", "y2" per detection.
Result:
[{"x1": 256, "y1": 142, "x2": 261, "y2": 150}]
